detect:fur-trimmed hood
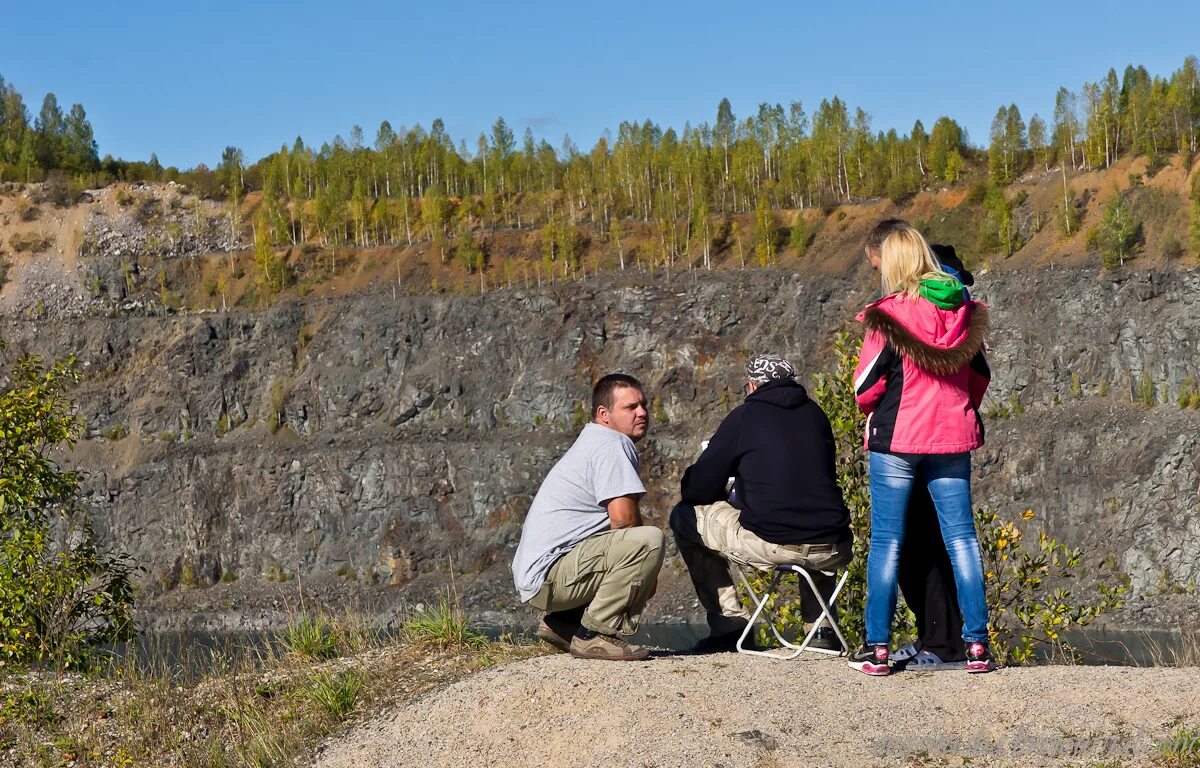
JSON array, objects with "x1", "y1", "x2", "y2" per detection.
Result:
[{"x1": 856, "y1": 294, "x2": 989, "y2": 376}]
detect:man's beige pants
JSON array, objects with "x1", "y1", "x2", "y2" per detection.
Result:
[
  {"x1": 528, "y1": 526, "x2": 665, "y2": 636},
  {"x1": 670, "y1": 501, "x2": 852, "y2": 636}
]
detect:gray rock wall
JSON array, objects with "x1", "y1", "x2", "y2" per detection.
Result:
[{"x1": 3, "y1": 265, "x2": 1198, "y2": 624}]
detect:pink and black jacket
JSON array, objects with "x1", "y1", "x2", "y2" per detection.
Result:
[{"x1": 853, "y1": 293, "x2": 990, "y2": 454}]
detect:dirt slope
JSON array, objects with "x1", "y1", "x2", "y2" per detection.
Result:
[{"x1": 313, "y1": 653, "x2": 1200, "y2": 768}]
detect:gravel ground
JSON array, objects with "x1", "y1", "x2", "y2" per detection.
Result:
[{"x1": 314, "y1": 652, "x2": 1200, "y2": 768}]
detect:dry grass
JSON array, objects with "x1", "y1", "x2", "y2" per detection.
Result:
[
  {"x1": 0, "y1": 611, "x2": 542, "y2": 767},
  {"x1": 8, "y1": 231, "x2": 52, "y2": 253},
  {"x1": 1143, "y1": 625, "x2": 1200, "y2": 668}
]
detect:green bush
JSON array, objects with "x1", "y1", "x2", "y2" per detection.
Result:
[
  {"x1": 651, "y1": 395, "x2": 669, "y2": 425},
  {"x1": 1098, "y1": 194, "x2": 1143, "y2": 269},
  {"x1": 1182, "y1": 377, "x2": 1200, "y2": 410},
  {"x1": 1059, "y1": 192, "x2": 1084, "y2": 238},
  {"x1": 966, "y1": 179, "x2": 989, "y2": 205},
  {"x1": 1154, "y1": 724, "x2": 1200, "y2": 768},
  {"x1": 1, "y1": 685, "x2": 59, "y2": 726},
  {"x1": 1189, "y1": 200, "x2": 1200, "y2": 259},
  {"x1": 456, "y1": 224, "x2": 488, "y2": 274},
  {"x1": 9, "y1": 231, "x2": 52, "y2": 253},
  {"x1": 571, "y1": 400, "x2": 588, "y2": 429},
  {"x1": 1137, "y1": 371, "x2": 1157, "y2": 407},
  {"x1": 0, "y1": 349, "x2": 137, "y2": 668},
  {"x1": 281, "y1": 614, "x2": 340, "y2": 660},
  {"x1": 400, "y1": 590, "x2": 486, "y2": 649},
  {"x1": 303, "y1": 670, "x2": 364, "y2": 719},
  {"x1": 789, "y1": 214, "x2": 810, "y2": 257},
  {"x1": 976, "y1": 507, "x2": 1124, "y2": 664},
  {"x1": 977, "y1": 185, "x2": 1022, "y2": 256}
]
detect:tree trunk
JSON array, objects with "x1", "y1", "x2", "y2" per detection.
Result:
[{"x1": 1061, "y1": 164, "x2": 1072, "y2": 237}]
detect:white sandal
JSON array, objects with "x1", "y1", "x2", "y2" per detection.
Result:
[
  {"x1": 891, "y1": 642, "x2": 921, "y2": 662},
  {"x1": 908, "y1": 648, "x2": 967, "y2": 670}
]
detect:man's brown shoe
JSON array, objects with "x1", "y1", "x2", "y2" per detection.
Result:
[
  {"x1": 569, "y1": 629, "x2": 651, "y2": 661},
  {"x1": 535, "y1": 607, "x2": 585, "y2": 653},
  {"x1": 536, "y1": 618, "x2": 573, "y2": 653}
]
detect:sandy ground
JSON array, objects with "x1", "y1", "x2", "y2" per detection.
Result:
[{"x1": 314, "y1": 652, "x2": 1200, "y2": 768}]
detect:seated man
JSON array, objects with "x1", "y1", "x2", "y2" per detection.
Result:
[
  {"x1": 511, "y1": 373, "x2": 665, "y2": 661},
  {"x1": 671, "y1": 354, "x2": 853, "y2": 652}
]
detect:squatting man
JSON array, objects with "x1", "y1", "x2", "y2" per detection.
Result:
[{"x1": 510, "y1": 374, "x2": 664, "y2": 661}]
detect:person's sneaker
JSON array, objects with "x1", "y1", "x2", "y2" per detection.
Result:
[
  {"x1": 847, "y1": 644, "x2": 891, "y2": 676},
  {"x1": 569, "y1": 628, "x2": 651, "y2": 661},
  {"x1": 965, "y1": 641, "x2": 995, "y2": 673},
  {"x1": 806, "y1": 627, "x2": 843, "y2": 653},
  {"x1": 535, "y1": 610, "x2": 581, "y2": 653}
]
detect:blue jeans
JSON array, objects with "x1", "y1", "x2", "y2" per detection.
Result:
[{"x1": 865, "y1": 452, "x2": 989, "y2": 645}]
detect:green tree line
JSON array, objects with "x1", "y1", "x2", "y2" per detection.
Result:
[
  {"x1": 988, "y1": 58, "x2": 1200, "y2": 185},
  {"x1": 228, "y1": 55, "x2": 1200, "y2": 257},
  {"x1": 0, "y1": 75, "x2": 98, "y2": 181},
  {"x1": 3, "y1": 55, "x2": 1199, "y2": 246}
]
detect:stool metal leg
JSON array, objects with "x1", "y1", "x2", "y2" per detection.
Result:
[
  {"x1": 735, "y1": 570, "x2": 804, "y2": 659},
  {"x1": 791, "y1": 567, "x2": 851, "y2": 656},
  {"x1": 735, "y1": 566, "x2": 851, "y2": 660}
]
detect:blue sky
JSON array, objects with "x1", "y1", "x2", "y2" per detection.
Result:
[{"x1": 3, "y1": 0, "x2": 1198, "y2": 169}]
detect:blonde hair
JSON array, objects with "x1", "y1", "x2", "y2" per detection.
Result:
[{"x1": 879, "y1": 226, "x2": 950, "y2": 300}]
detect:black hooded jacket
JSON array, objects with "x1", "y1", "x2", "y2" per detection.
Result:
[{"x1": 680, "y1": 379, "x2": 851, "y2": 545}]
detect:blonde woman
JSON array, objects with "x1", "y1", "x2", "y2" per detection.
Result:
[{"x1": 848, "y1": 225, "x2": 993, "y2": 676}]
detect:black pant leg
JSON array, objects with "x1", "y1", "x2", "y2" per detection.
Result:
[
  {"x1": 898, "y1": 471, "x2": 965, "y2": 661},
  {"x1": 897, "y1": 483, "x2": 931, "y2": 640}
]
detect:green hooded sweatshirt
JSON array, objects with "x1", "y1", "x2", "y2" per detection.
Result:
[{"x1": 918, "y1": 275, "x2": 966, "y2": 309}]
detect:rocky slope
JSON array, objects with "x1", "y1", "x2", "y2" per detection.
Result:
[{"x1": 2, "y1": 256, "x2": 1198, "y2": 629}]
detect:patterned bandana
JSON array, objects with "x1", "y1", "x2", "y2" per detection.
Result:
[{"x1": 745, "y1": 354, "x2": 796, "y2": 384}]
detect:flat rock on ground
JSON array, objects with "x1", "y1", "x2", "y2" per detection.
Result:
[{"x1": 314, "y1": 652, "x2": 1200, "y2": 768}]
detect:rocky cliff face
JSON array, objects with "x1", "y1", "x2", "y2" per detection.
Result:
[{"x1": 2, "y1": 264, "x2": 1198, "y2": 628}]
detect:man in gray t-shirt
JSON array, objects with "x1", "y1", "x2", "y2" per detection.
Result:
[{"x1": 511, "y1": 374, "x2": 665, "y2": 661}]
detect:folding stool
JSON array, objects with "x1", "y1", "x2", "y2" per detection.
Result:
[{"x1": 734, "y1": 564, "x2": 851, "y2": 659}]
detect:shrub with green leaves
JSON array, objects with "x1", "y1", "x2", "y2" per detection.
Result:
[
  {"x1": 1190, "y1": 200, "x2": 1200, "y2": 259},
  {"x1": 977, "y1": 185, "x2": 1022, "y2": 256},
  {"x1": 1098, "y1": 193, "x2": 1143, "y2": 269},
  {"x1": 0, "y1": 348, "x2": 137, "y2": 668},
  {"x1": 976, "y1": 507, "x2": 1124, "y2": 664},
  {"x1": 1155, "y1": 724, "x2": 1200, "y2": 768}
]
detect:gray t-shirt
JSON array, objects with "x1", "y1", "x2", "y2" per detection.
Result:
[{"x1": 511, "y1": 423, "x2": 645, "y2": 601}]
